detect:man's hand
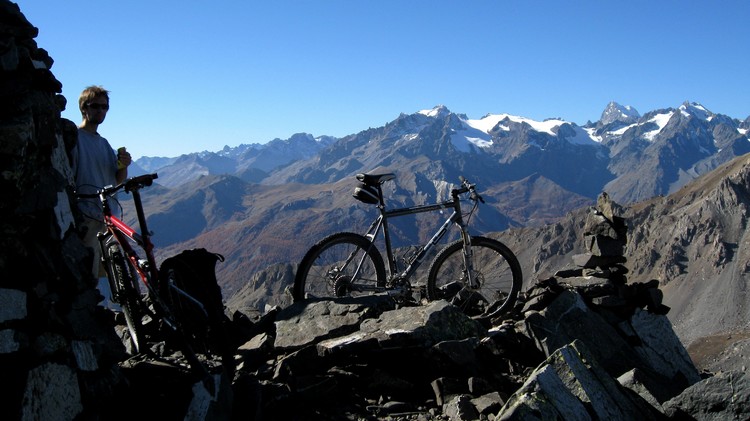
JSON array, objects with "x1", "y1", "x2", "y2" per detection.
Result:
[
  {"x1": 116, "y1": 147, "x2": 131, "y2": 183},
  {"x1": 117, "y1": 147, "x2": 132, "y2": 169}
]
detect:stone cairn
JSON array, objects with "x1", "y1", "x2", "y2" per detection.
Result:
[{"x1": 549, "y1": 192, "x2": 669, "y2": 315}]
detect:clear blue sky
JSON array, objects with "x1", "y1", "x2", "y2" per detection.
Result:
[{"x1": 17, "y1": 1, "x2": 750, "y2": 159}]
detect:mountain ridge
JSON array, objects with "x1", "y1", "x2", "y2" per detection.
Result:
[{"x1": 135, "y1": 101, "x2": 749, "y2": 206}]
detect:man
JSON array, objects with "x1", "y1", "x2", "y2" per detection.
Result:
[{"x1": 71, "y1": 85, "x2": 132, "y2": 281}]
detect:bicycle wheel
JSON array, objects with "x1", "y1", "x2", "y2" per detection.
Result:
[
  {"x1": 426, "y1": 236, "x2": 522, "y2": 319},
  {"x1": 294, "y1": 232, "x2": 387, "y2": 301},
  {"x1": 106, "y1": 242, "x2": 146, "y2": 353}
]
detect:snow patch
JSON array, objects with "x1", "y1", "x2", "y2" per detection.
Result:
[
  {"x1": 564, "y1": 125, "x2": 601, "y2": 145},
  {"x1": 585, "y1": 127, "x2": 604, "y2": 142},
  {"x1": 610, "y1": 123, "x2": 638, "y2": 136},
  {"x1": 449, "y1": 113, "x2": 599, "y2": 150},
  {"x1": 643, "y1": 111, "x2": 673, "y2": 141},
  {"x1": 418, "y1": 105, "x2": 449, "y2": 118}
]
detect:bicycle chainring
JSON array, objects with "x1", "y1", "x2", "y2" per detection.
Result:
[{"x1": 333, "y1": 276, "x2": 352, "y2": 297}]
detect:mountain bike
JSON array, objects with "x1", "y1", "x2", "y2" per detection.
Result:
[
  {"x1": 75, "y1": 173, "x2": 232, "y2": 384},
  {"x1": 293, "y1": 173, "x2": 523, "y2": 319}
]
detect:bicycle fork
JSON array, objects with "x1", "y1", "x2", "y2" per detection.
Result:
[{"x1": 459, "y1": 232, "x2": 479, "y2": 289}]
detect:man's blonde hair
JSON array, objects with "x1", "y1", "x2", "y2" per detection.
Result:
[{"x1": 78, "y1": 85, "x2": 110, "y2": 114}]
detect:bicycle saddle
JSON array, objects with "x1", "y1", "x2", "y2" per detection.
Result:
[{"x1": 356, "y1": 173, "x2": 395, "y2": 186}]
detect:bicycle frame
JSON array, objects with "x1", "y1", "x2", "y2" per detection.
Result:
[
  {"x1": 97, "y1": 178, "x2": 210, "y2": 328},
  {"x1": 359, "y1": 186, "x2": 477, "y2": 290},
  {"x1": 97, "y1": 185, "x2": 162, "y2": 310}
]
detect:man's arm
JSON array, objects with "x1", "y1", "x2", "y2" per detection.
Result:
[{"x1": 116, "y1": 167, "x2": 128, "y2": 184}]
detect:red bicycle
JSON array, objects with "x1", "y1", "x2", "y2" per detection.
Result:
[{"x1": 75, "y1": 173, "x2": 231, "y2": 382}]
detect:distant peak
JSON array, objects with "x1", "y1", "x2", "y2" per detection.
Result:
[
  {"x1": 600, "y1": 101, "x2": 640, "y2": 125},
  {"x1": 288, "y1": 132, "x2": 315, "y2": 141},
  {"x1": 679, "y1": 101, "x2": 712, "y2": 120},
  {"x1": 418, "y1": 105, "x2": 451, "y2": 118}
]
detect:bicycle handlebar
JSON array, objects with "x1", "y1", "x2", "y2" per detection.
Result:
[
  {"x1": 457, "y1": 176, "x2": 485, "y2": 204},
  {"x1": 75, "y1": 173, "x2": 158, "y2": 199}
]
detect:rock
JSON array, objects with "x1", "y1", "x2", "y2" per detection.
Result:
[
  {"x1": 311, "y1": 299, "x2": 487, "y2": 358},
  {"x1": 617, "y1": 368, "x2": 665, "y2": 411},
  {"x1": 662, "y1": 370, "x2": 750, "y2": 420},
  {"x1": 525, "y1": 290, "x2": 645, "y2": 377},
  {"x1": 629, "y1": 308, "x2": 701, "y2": 390},
  {"x1": 572, "y1": 253, "x2": 627, "y2": 268},
  {"x1": 21, "y1": 363, "x2": 83, "y2": 421},
  {"x1": 443, "y1": 394, "x2": 480, "y2": 420},
  {"x1": 273, "y1": 294, "x2": 395, "y2": 350},
  {"x1": 471, "y1": 391, "x2": 505, "y2": 416},
  {"x1": 499, "y1": 340, "x2": 663, "y2": 420}
]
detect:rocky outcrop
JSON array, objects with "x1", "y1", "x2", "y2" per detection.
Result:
[
  {"x1": 0, "y1": 2, "x2": 131, "y2": 419},
  {"x1": 211, "y1": 273, "x2": 744, "y2": 420}
]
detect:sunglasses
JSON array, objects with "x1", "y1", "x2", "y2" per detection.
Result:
[{"x1": 87, "y1": 103, "x2": 109, "y2": 111}]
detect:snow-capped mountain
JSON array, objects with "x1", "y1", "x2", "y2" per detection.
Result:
[
  {"x1": 599, "y1": 101, "x2": 641, "y2": 127},
  {"x1": 135, "y1": 101, "x2": 749, "y2": 206},
  {"x1": 597, "y1": 101, "x2": 749, "y2": 202},
  {"x1": 446, "y1": 107, "x2": 601, "y2": 153}
]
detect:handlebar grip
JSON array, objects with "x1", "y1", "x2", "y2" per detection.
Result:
[
  {"x1": 128, "y1": 173, "x2": 158, "y2": 185},
  {"x1": 124, "y1": 173, "x2": 158, "y2": 192}
]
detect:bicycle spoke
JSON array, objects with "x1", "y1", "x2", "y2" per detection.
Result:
[
  {"x1": 294, "y1": 233, "x2": 386, "y2": 301},
  {"x1": 427, "y1": 237, "x2": 521, "y2": 318}
]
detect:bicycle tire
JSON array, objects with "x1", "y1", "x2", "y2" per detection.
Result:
[
  {"x1": 106, "y1": 242, "x2": 146, "y2": 353},
  {"x1": 294, "y1": 232, "x2": 387, "y2": 301},
  {"x1": 426, "y1": 236, "x2": 522, "y2": 319}
]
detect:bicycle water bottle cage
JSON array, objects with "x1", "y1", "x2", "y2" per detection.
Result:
[{"x1": 353, "y1": 183, "x2": 379, "y2": 204}]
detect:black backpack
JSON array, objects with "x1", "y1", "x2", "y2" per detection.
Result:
[{"x1": 158, "y1": 248, "x2": 228, "y2": 356}]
